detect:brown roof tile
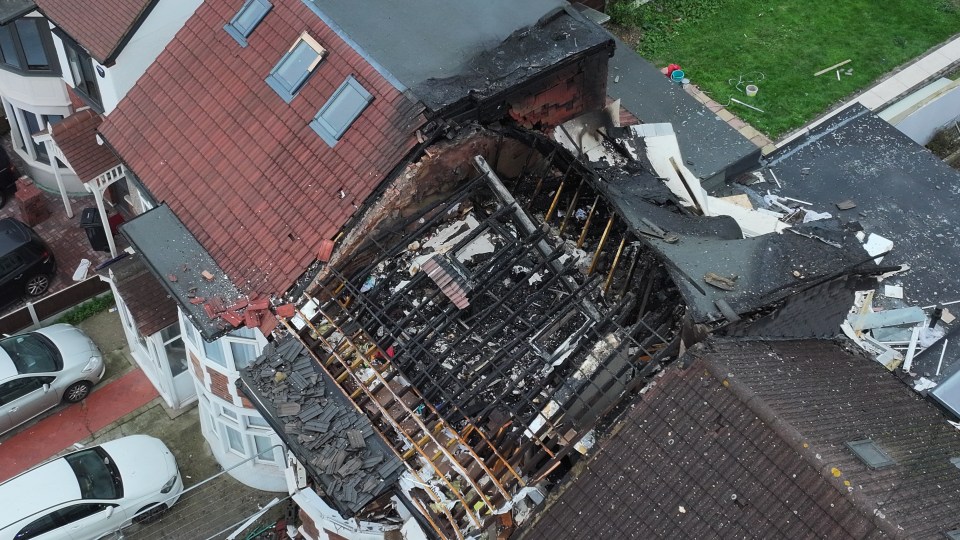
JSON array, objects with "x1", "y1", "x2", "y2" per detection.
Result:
[
  {"x1": 100, "y1": 0, "x2": 425, "y2": 298},
  {"x1": 104, "y1": 252, "x2": 178, "y2": 336},
  {"x1": 36, "y1": 0, "x2": 155, "y2": 64},
  {"x1": 522, "y1": 339, "x2": 960, "y2": 539},
  {"x1": 50, "y1": 109, "x2": 120, "y2": 181}
]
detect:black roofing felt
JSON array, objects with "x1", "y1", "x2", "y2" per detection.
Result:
[
  {"x1": 238, "y1": 335, "x2": 404, "y2": 518},
  {"x1": 119, "y1": 204, "x2": 241, "y2": 341},
  {"x1": 590, "y1": 168, "x2": 875, "y2": 323},
  {"x1": 411, "y1": 9, "x2": 613, "y2": 112},
  {"x1": 308, "y1": 0, "x2": 565, "y2": 98},
  {"x1": 605, "y1": 35, "x2": 760, "y2": 182},
  {"x1": 723, "y1": 274, "x2": 873, "y2": 339},
  {"x1": 0, "y1": 0, "x2": 35, "y2": 24},
  {"x1": 765, "y1": 104, "x2": 960, "y2": 308}
]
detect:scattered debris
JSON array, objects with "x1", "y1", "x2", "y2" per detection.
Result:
[
  {"x1": 884, "y1": 285, "x2": 904, "y2": 299},
  {"x1": 201, "y1": 270, "x2": 214, "y2": 281},
  {"x1": 835, "y1": 200, "x2": 857, "y2": 211},
  {"x1": 704, "y1": 272, "x2": 737, "y2": 291}
]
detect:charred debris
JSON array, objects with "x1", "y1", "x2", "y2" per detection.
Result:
[{"x1": 240, "y1": 122, "x2": 881, "y2": 538}]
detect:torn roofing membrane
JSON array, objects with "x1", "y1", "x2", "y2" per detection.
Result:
[
  {"x1": 120, "y1": 204, "x2": 242, "y2": 341},
  {"x1": 410, "y1": 8, "x2": 613, "y2": 112},
  {"x1": 548, "y1": 115, "x2": 878, "y2": 324},
  {"x1": 307, "y1": 0, "x2": 567, "y2": 98}
]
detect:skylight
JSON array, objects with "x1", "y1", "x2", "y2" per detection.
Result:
[
  {"x1": 846, "y1": 439, "x2": 895, "y2": 469},
  {"x1": 310, "y1": 76, "x2": 373, "y2": 146},
  {"x1": 266, "y1": 33, "x2": 326, "y2": 103},
  {"x1": 224, "y1": 0, "x2": 271, "y2": 47}
]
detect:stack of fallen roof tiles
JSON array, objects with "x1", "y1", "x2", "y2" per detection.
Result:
[
  {"x1": 421, "y1": 254, "x2": 471, "y2": 309},
  {"x1": 243, "y1": 335, "x2": 403, "y2": 515}
]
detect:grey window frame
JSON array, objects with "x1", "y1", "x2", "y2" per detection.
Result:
[
  {"x1": 224, "y1": 0, "x2": 271, "y2": 47},
  {"x1": 63, "y1": 40, "x2": 102, "y2": 112},
  {"x1": 845, "y1": 439, "x2": 895, "y2": 469},
  {"x1": 310, "y1": 75, "x2": 373, "y2": 147},
  {"x1": 265, "y1": 33, "x2": 326, "y2": 104},
  {"x1": 0, "y1": 18, "x2": 60, "y2": 76}
]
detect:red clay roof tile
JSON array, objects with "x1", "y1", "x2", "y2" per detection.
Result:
[
  {"x1": 37, "y1": 0, "x2": 155, "y2": 64},
  {"x1": 100, "y1": 0, "x2": 424, "y2": 298},
  {"x1": 50, "y1": 109, "x2": 120, "y2": 182}
]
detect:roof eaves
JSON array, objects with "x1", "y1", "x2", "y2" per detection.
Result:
[{"x1": 99, "y1": 0, "x2": 159, "y2": 66}]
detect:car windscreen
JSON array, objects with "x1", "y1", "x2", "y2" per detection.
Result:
[
  {"x1": 64, "y1": 447, "x2": 123, "y2": 499},
  {"x1": 0, "y1": 334, "x2": 61, "y2": 374}
]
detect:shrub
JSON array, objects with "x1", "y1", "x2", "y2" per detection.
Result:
[{"x1": 57, "y1": 293, "x2": 116, "y2": 325}]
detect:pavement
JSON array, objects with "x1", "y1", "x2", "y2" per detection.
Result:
[{"x1": 0, "y1": 309, "x2": 281, "y2": 539}]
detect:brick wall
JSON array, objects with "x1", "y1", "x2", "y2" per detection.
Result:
[
  {"x1": 207, "y1": 367, "x2": 231, "y2": 402},
  {"x1": 506, "y1": 55, "x2": 608, "y2": 129}
]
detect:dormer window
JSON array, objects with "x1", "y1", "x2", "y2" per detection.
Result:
[
  {"x1": 265, "y1": 33, "x2": 326, "y2": 103},
  {"x1": 224, "y1": 0, "x2": 271, "y2": 47}
]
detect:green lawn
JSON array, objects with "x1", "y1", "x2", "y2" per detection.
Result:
[{"x1": 609, "y1": 0, "x2": 960, "y2": 138}]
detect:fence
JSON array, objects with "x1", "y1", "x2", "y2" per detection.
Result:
[{"x1": 0, "y1": 276, "x2": 109, "y2": 334}]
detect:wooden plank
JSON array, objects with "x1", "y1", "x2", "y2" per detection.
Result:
[{"x1": 814, "y1": 59, "x2": 851, "y2": 77}]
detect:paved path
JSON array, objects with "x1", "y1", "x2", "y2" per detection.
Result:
[{"x1": 0, "y1": 368, "x2": 158, "y2": 481}]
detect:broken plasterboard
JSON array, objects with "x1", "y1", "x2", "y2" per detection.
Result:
[
  {"x1": 719, "y1": 194, "x2": 753, "y2": 209},
  {"x1": 884, "y1": 284, "x2": 904, "y2": 299},
  {"x1": 631, "y1": 123, "x2": 711, "y2": 214},
  {"x1": 856, "y1": 231, "x2": 894, "y2": 263}
]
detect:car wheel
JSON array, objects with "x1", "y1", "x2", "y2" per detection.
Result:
[
  {"x1": 63, "y1": 381, "x2": 92, "y2": 403},
  {"x1": 25, "y1": 274, "x2": 50, "y2": 296},
  {"x1": 133, "y1": 503, "x2": 168, "y2": 524}
]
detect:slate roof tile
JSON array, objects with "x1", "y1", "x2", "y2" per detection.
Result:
[{"x1": 519, "y1": 338, "x2": 960, "y2": 539}]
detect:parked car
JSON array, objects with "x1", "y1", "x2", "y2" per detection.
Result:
[
  {"x1": 0, "y1": 218, "x2": 56, "y2": 305},
  {"x1": 0, "y1": 323, "x2": 104, "y2": 435},
  {"x1": 0, "y1": 435, "x2": 183, "y2": 540}
]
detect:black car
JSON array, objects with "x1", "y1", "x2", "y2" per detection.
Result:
[
  {"x1": 0, "y1": 218, "x2": 55, "y2": 304},
  {"x1": 0, "y1": 146, "x2": 18, "y2": 208}
]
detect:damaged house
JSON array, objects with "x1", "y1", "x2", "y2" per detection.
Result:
[{"x1": 85, "y1": 0, "x2": 954, "y2": 538}]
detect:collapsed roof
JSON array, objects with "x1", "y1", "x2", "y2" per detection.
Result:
[{"x1": 238, "y1": 117, "x2": 889, "y2": 537}]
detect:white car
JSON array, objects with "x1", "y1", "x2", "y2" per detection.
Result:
[
  {"x1": 0, "y1": 324, "x2": 105, "y2": 435},
  {"x1": 0, "y1": 435, "x2": 183, "y2": 540}
]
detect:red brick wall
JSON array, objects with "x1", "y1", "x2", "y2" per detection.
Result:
[
  {"x1": 506, "y1": 54, "x2": 608, "y2": 129},
  {"x1": 207, "y1": 367, "x2": 231, "y2": 401},
  {"x1": 300, "y1": 508, "x2": 319, "y2": 539},
  {"x1": 189, "y1": 351, "x2": 203, "y2": 380}
]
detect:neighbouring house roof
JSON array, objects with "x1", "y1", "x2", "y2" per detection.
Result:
[
  {"x1": 50, "y1": 109, "x2": 120, "y2": 181},
  {"x1": 763, "y1": 104, "x2": 960, "y2": 378},
  {"x1": 120, "y1": 204, "x2": 250, "y2": 340},
  {"x1": 0, "y1": 0, "x2": 35, "y2": 24},
  {"x1": 605, "y1": 35, "x2": 761, "y2": 184},
  {"x1": 100, "y1": 252, "x2": 178, "y2": 336},
  {"x1": 305, "y1": 0, "x2": 565, "y2": 95},
  {"x1": 99, "y1": 0, "x2": 425, "y2": 302},
  {"x1": 521, "y1": 339, "x2": 960, "y2": 539},
  {"x1": 35, "y1": 0, "x2": 156, "y2": 64}
]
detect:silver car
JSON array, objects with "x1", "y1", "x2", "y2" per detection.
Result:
[{"x1": 0, "y1": 324, "x2": 105, "y2": 435}]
